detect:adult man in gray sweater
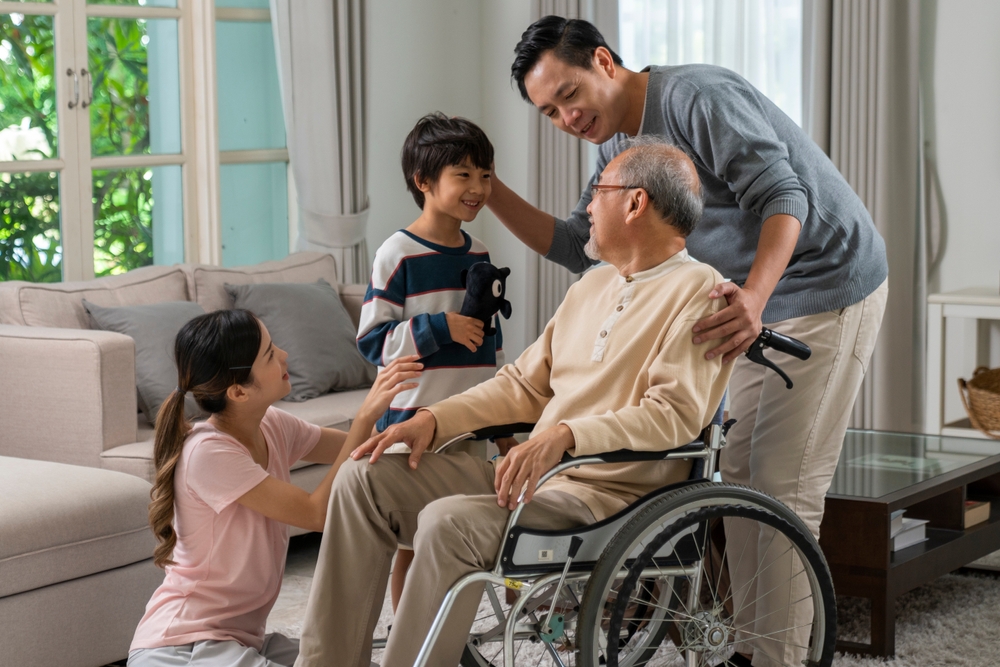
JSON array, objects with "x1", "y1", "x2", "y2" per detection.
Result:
[{"x1": 487, "y1": 16, "x2": 888, "y2": 667}]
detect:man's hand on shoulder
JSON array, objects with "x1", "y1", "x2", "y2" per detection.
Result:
[
  {"x1": 495, "y1": 424, "x2": 575, "y2": 510},
  {"x1": 692, "y1": 281, "x2": 764, "y2": 363},
  {"x1": 352, "y1": 410, "x2": 437, "y2": 469}
]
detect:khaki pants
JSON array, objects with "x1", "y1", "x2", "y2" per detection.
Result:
[
  {"x1": 720, "y1": 280, "x2": 887, "y2": 667},
  {"x1": 294, "y1": 452, "x2": 594, "y2": 667}
]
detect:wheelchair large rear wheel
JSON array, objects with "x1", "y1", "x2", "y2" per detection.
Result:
[{"x1": 578, "y1": 482, "x2": 837, "y2": 667}]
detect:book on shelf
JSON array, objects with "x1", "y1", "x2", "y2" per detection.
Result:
[
  {"x1": 892, "y1": 517, "x2": 929, "y2": 552},
  {"x1": 964, "y1": 499, "x2": 991, "y2": 529},
  {"x1": 890, "y1": 509, "x2": 906, "y2": 537}
]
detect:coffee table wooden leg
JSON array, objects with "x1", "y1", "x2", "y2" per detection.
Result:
[{"x1": 870, "y1": 593, "x2": 896, "y2": 657}]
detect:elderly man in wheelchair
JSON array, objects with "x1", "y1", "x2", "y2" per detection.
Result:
[{"x1": 294, "y1": 138, "x2": 835, "y2": 667}]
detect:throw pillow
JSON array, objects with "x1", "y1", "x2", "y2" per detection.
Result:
[
  {"x1": 224, "y1": 279, "x2": 376, "y2": 402},
  {"x1": 83, "y1": 300, "x2": 207, "y2": 425}
]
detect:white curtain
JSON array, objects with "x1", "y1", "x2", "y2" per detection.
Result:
[
  {"x1": 527, "y1": 0, "x2": 589, "y2": 340},
  {"x1": 803, "y1": 0, "x2": 925, "y2": 432},
  {"x1": 270, "y1": 0, "x2": 369, "y2": 284},
  {"x1": 619, "y1": 0, "x2": 803, "y2": 125}
]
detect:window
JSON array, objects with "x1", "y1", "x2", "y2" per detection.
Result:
[
  {"x1": 619, "y1": 0, "x2": 803, "y2": 125},
  {"x1": 214, "y1": 0, "x2": 290, "y2": 268},
  {"x1": 0, "y1": 0, "x2": 290, "y2": 283}
]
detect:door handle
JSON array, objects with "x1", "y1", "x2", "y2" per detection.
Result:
[
  {"x1": 66, "y1": 68, "x2": 79, "y2": 109},
  {"x1": 81, "y1": 68, "x2": 93, "y2": 108}
]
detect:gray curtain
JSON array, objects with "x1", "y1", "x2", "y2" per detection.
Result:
[
  {"x1": 803, "y1": 0, "x2": 932, "y2": 432},
  {"x1": 270, "y1": 0, "x2": 369, "y2": 284},
  {"x1": 526, "y1": 0, "x2": 589, "y2": 340}
]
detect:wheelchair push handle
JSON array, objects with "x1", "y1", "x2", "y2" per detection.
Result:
[
  {"x1": 759, "y1": 328, "x2": 811, "y2": 360},
  {"x1": 745, "y1": 328, "x2": 811, "y2": 390}
]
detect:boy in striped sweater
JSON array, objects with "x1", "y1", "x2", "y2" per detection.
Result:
[{"x1": 356, "y1": 112, "x2": 515, "y2": 610}]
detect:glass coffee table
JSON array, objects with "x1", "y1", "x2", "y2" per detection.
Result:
[{"x1": 820, "y1": 429, "x2": 1000, "y2": 656}]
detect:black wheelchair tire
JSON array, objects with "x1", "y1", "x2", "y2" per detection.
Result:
[{"x1": 576, "y1": 482, "x2": 837, "y2": 667}]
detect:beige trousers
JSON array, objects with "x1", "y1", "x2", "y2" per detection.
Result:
[
  {"x1": 720, "y1": 280, "x2": 887, "y2": 667},
  {"x1": 293, "y1": 452, "x2": 594, "y2": 667}
]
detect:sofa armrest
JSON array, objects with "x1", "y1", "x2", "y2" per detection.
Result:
[
  {"x1": 0, "y1": 325, "x2": 138, "y2": 468},
  {"x1": 339, "y1": 283, "x2": 366, "y2": 330}
]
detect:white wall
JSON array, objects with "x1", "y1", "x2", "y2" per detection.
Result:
[
  {"x1": 478, "y1": 0, "x2": 535, "y2": 359},
  {"x1": 931, "y1": 0, "x2": 1000, "y2": 424},
  {"x1": 367, "y1": 0, "x2": 485, "y2": 257},
  {"x1": 367, "y1": 0, "x2": 536, "y2": 359}
]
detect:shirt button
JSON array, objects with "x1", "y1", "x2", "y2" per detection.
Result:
[
  {"x1": 600, "y1": 331, "x2": 608, "y2": 338},
  {"x1": 625, "y1": 276, "x2": 634, "y2": 283},
  {"x1": 616, "y1": 305, "x2": 624, "y2": 312}
]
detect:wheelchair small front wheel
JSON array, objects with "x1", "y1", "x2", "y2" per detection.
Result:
[{"x1": 578, "y1": 482, "x2": 837, "y2": 667}]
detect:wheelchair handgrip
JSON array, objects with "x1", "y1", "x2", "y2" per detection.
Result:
[
  {"x1": 759, "y1": 328, "x2": 811, "y2": 360},
  {"x1": 558, "y1": 441, "x2": 706, "y2": 465}
]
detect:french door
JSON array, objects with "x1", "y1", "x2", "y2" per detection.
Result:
[{"x1": 0, "y1": 0, "x2": 194, "y2": 282}]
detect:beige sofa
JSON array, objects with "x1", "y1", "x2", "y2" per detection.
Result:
[
  {"x1": 0, "y1": 252, "x2": 371, "y2": 666},
  {"x1": 0, "y1": 251, "x2": 371, "y2": 490}
]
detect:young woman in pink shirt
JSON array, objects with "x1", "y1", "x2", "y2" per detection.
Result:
[{"x1": 128, "y1": 308, "x2": 420, "y2": 667}]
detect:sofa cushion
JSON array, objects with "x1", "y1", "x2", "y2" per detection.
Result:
[
  {"x1": 275, "y1": 389, "x2": 367, "y2": 429},
  {"x1": 101, "y1": 402, "x2": 358, "y2": 481},
  {"x1": 226, "y1": 280, "x2": 376, "y2": 402},
  {"x1": 0, "y1": 265, "x2": 190, "y2": 329},
  {"x1": 84, "y1": 299, "x2": 207, "y2": 425},
  {"x1": 188, "y1": 252, "x2": 340, "y2": 313},
  {"x1": 0, "y1": 456, "x2": 155, "y2": 598}
]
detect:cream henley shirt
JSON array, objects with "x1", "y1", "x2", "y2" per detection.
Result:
[{"x1": 425, "y1": 249, "x2": 733, "y2": 521}]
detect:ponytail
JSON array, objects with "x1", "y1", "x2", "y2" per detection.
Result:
[
  {"x1": 147, "y1": 308, "x2": 262, "y2": 568},
  {"x1": 149, "y1": 389, "x2": 192, "y2": 568}
]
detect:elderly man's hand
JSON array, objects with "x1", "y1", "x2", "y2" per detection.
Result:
[
  {"x1": 692, "y1": 282, "x2": 764, "y2": 363},
  {"x1": 495, "y1": 424, "x2": 575, "y2": 510},
  {"x1": 352, "y1": 410, "x2": 436, "y2": 469}
]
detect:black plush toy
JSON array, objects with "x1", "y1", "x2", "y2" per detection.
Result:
[{"x1": 459, "y1": 262, "x2": 512, "y2": 336}]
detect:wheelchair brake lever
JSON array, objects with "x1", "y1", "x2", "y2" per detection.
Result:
[{"x1": 745, "y1": 338, "x2": 794, "y2": 389}]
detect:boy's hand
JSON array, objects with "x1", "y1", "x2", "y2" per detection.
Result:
[{"x1": 446, "y1": 312, "x2": 485, "y2": 352}]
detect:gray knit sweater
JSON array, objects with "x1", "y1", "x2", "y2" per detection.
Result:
[{"x1": 547, "y1": 64, "x2": 888, "y2": 323}]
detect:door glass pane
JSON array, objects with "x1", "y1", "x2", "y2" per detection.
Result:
[
  {"x1": 92, "y1": 164, "x2": 181, "y2": 276},
  {"x1": 216, "y1": 20, "x2": 284, "y2": 151},
  {"x1": 1, "y1": 13, "x2": 56, "y2": 159},
  {"x1": 220, "y1": 162, "x2": 287, "y2": 267},
  {"x1": 88, "y1": 18, "x2": 181, "y2": 156},
  {"x1": 1, "y1": 171, "x2": 61, "y2": 282}
]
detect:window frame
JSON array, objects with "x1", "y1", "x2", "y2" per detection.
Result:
[{"x1": 0, "y1": 0, "x2": 290, "y2": 281}]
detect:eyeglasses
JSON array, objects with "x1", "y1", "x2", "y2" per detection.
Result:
[{"x1": 591, "y1": 183, "x2": 652, "y2": 202}]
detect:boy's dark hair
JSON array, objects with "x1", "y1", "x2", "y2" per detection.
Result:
[
  {"x1": 401, "y1": 112, "x2": 494, "y2": 209},
  {"x1": 511, "y1": 16, "x2": 623, "y2": 103}
]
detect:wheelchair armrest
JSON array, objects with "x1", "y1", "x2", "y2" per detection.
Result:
[
  {"x1": 557, "y1": 440, "x2": 707, "y2": 465},
  {"x1": 470, "y1": 423, "x2": 537, "y2": 440}
]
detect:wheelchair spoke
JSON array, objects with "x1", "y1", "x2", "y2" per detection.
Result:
[
  {"x1": 728, "y1": 548, "x2": 803, "y2": 626},
  {"x1": 728, "y1": 527, "x2": 780, "y2": 624},
  {"x1": 716, "y1": 519, "x2": 754, "y2": 620}
]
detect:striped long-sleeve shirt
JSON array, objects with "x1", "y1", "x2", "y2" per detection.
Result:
[{"x1": 358, "y1": 229, "x2": 505, "y2": 432}]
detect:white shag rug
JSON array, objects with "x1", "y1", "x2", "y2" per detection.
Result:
[{"x1": 268, "y1": 535, "x2": 1000, "y2": 667}]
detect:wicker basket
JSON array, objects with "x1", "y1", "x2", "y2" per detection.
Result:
[{"x1": 958, "y1": 366, "x2": 1000, "y2": 439}]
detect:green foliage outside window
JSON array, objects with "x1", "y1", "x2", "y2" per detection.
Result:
[{"x1": 1, "y1": 13, "x2": 156, "y2": 282}]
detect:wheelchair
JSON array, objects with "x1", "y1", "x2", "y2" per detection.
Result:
[{"x1": 378, "y1": 328, "x2": 837, "y2": 667}]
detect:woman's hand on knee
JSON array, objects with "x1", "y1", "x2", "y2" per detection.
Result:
[{"x1": 352, "y1": 409, "x2": 436, "y2": 467}]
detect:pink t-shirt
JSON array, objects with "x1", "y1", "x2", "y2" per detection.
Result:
[{"x1": 131, "y1": 406, "x2": 321, "y2": 652}]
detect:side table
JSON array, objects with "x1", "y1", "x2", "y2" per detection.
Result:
[
  {"x1": 925, "y1": 287, "x2": 1000, "y2": 439},
  {"x1": 820, "y1": 429, "x2": 1000, "y2": 657}
]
